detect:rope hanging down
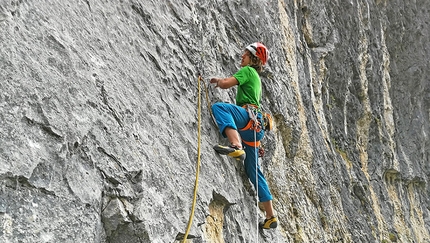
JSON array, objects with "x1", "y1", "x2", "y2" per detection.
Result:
[
  {"x1": 202, "y1": 80, "x2": 216, "y2": 126},
  {"x1": 181, "y1": 75, "x2": 203, "y2": 242},
  {"x1": 254, "y1": 127, "x2": 259, "y2": 242}
]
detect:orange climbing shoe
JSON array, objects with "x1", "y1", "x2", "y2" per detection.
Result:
[
  {"x1": 259, "y1": 216, "x2": 278, "y2": 229},
  {"x1": 213, "y1": 145, "x2": 246, "y2": 161}
]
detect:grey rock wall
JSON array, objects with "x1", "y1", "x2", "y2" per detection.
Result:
[{"x1": 0, "y1": 0, "x2": 428, "y2": 242}]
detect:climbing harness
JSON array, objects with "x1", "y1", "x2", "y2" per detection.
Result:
[
  {"x1": 241, "y1": 105, "x2": 262, "y2": 132},
  {"x1": 240, "y1": 104, "x2": 262, "y2": 148},
  {"x1": 181, "y1": 75, "x2": 203, "y2": 243},
  {"x1": 240, "y1": 104, "x2": 273, "y2": 157}
]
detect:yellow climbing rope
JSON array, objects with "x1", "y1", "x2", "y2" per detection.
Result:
[
  {"x1": 202, "y1": 80, "x2": 216, "y2": 126},
  {"x1": 182, "y1": 75, "x2": 203, "y2": 242}
]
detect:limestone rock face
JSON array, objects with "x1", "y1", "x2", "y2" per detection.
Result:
[{"x1": 1, "y1": 0, "x2": 429, "y2": 242}]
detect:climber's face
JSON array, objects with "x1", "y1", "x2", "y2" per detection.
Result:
[{"x1": 240, "y1": 50, "x2": 251, "y2": 67}]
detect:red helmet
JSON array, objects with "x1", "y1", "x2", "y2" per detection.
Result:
[{"x1": 245, "y1": 42, "x2": 269, "y2": 65}]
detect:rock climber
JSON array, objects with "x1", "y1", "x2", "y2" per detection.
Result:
[{"x1": 210, "y1": 42, "x2": 278, "y2": 229}]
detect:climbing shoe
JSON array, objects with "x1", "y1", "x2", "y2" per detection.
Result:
[
  {"x1": 259, "y1": 216, "x2": 278, "y2": 229},
  {"x1": 213, "y1": 145, "x2": 246, "y2": 161}
]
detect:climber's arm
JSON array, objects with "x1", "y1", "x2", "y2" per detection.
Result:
[{"x1": 210, "y1": 77, "x2": 238, "y2": 89}]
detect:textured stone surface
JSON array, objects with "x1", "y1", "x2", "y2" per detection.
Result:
[{"x1": 0, "y1": 0, "x2": 429, "y2": 242}]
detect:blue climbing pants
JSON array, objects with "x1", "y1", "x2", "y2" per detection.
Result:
[{"x1": 211, "y1": 102, "x2": 273, "y2": 202}]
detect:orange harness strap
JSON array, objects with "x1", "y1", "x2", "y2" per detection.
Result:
[
  {"x1": 239, "y1": 105, "x2": 261, "y2": 132},
  {"x1": 242, "y1": 140, "x2": 261, "y2": 148},
  {"x1": 239, "y1": 119, "x2": 262, "y2": 133},
  {"x1": 239, "y1": 119, "x2": 254, "y2": 131}
]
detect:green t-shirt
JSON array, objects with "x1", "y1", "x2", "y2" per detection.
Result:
[{"x1": 233, "y1": 66, "x2": 261, "y2": 107}]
